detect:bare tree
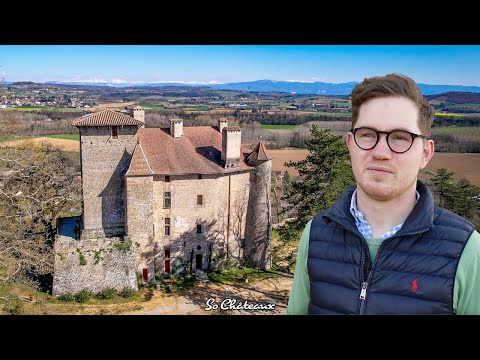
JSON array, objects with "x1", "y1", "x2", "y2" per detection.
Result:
[{"x1": 0, "y1": 143, "x2": 81, "y2": 288}]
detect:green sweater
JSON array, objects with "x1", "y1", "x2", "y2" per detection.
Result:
[{"x1": 286, "y1": 219, "x2": 480, "y2": 315}]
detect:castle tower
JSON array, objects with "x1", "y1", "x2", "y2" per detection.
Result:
[
  {"x1": 71, "y1": 110, "x2": 145, "y2": 238},
  {"x1": 244, "y1": 142, "x2": 273, "y2": 269}
]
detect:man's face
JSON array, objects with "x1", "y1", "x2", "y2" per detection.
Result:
[{"x1": 346, "y1": 96, "x2": 434, "y2": 201}]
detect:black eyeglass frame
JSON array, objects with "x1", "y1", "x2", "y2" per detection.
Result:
[{"x1": 350, "y1": 127, "x2": 429, "y2": 154}]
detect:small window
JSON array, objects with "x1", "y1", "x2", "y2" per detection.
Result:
[
  {"x1": 198, "y1": 174, "x2": 202, "y2": 179},
  {"x1": 112, "y1": 126, "x2": 118, "y2": 139},
  {"x1": 164, "y1": 247, "x2": 170, "y2": 258},
  {"x1": 165, "y1": 218, "x2": 171, "y2": 236},
  {"x1": 197, "y1": 195, "x2": 203, "y2": 205},
  {"x1": 165, "y1": 226, "x2": 170, "y2": 236},
  {"x1": 196, "y1": 224, "x2": 202, "y2": 234},
  {"x1": 164, "y1": 192, "x2": 171, "y2": 208},
  {"x1": 165, "y1": 175, "x2": 170, "y2": 182}
]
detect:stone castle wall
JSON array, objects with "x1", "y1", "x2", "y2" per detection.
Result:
[
  {"x1": 80, "y1": 125, "x2": 138, "y2": 235},
  {"x1": 244, "y1": 160, "x2": 272, "y2": 269},
  {"x1": 125, "y1": 175, "x2": 154, "y2": 281},
  {"x1": 126, "y1": 171, "x2": 252, "y2": 281},
  {"x1": 52, "y1": 235, "x2": 138, "y2": 296}
]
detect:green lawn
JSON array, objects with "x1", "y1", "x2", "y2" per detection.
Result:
[
  {"x1": 185, "y1": 106, "x2": 210, "y2": 111},
  {"x1": 46, "y1": 134, "x2": 80, "y2": 141},
  {"x1": 139, "y1": 103, "x2": 165, "y2": 109},
  {"x1": 0, "y1": 136, "x2": 30, "y2": 143},
  {"x1": 261, "y1": 124, "x2": 298, "y2": 129},
  {"x1": 303, "y1": 111, "x2": 352, "y2": 117}
]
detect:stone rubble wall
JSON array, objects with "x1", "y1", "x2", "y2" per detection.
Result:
[{"x1": 52, "y1": 235, "x2": 138, "y2": 296}]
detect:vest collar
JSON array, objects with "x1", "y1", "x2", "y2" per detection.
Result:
[{"x1": 325, "y1": 180, "x2": 435, "y2": 236}]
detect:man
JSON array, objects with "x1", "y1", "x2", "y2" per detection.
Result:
[{"x1": 286, "y1": 73, "x2": 480, "y2": 314}]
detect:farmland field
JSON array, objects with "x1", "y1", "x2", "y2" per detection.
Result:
[
  {"x1": 47, "y1": 133, "x2": 80, "y2": 141},
  {"x1": 269, "y1": 149, "x2": 480, "y2": 187},
  {"x1": 2, "y1": 137, "x2": 478, "y2": 187},
  {"x1": 261, "y1": 125, "x2": 298, "y2": 129}
]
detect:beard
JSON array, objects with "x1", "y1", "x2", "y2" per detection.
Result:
[{"x1": 356, "y1": 171, "x2": 417, "y2": 202}]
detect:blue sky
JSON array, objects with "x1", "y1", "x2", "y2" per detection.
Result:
[{"x1": 1, "y1": 45, "x2": 479, "y2": 86}]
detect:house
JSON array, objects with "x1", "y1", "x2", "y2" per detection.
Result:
[{"x1": 52, "y1": 107, "x2": 272, "y2": 295}]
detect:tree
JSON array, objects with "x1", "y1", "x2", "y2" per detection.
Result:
[
  {"x1": 0, "y1": 143, "x2": 81, "y2": 288},
  {"x1": 278, "y1": 125, "x2": 355, "y2": 243},
  {"x1": 430, "y1": 168, "x2": 480, "y2": 228},
  {"x1": 430, "y1": 168, "x2": 457, "y2": 209}
]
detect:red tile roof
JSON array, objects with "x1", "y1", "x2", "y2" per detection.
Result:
[
  {"x1": 126, "y1": 126, "x2": 255, "y2": 176},
  {"x1": 71, "y1": 110, "x2": 145, "y2": 127},
  {"x1": 247, "y1": 142, "x2": 272, "y2": 163},
  {"x1": 126, "y1": 143, "x2": 153, "y2": 176}
]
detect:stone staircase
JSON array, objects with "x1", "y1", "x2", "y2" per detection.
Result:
[{"x1": 194, "y1": 270, "x2": 209, "y2": 282}]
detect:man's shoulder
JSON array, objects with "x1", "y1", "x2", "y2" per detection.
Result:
[{"x1": 434, "y1": 206, "x2": 475, "y2": 232}]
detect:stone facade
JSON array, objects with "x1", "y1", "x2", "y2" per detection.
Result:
[
  {"x1": 55, "y1": 108, "x2": 273, "y2": 294},
  {"x1": 125, "y1": 171, "x2": 253, "y2": 283},
  {"x1": 52, "y1": 224, "x2": 138, "y2": 296},
  {"x1": 244, "y1": 160, "x2": 273, "y2": 269},
  {"x1": 80, "y1": 125, "x2": 137, "y2": 237}
]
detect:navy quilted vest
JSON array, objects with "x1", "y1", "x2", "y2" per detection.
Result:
[{"x1": 308, "y1": 181, "x2": 475, "y2": 314}]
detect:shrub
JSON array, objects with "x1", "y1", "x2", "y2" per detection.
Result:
[
  {"x1": 77, "y1": 249, "x2": 87, "y2": 266},
  {"x1": 114, "y1": 240, "x2": 132, "y2": 252},
  {"x1": 5, "y1": 300, "x2": 24, "y2": 315},
  {"x1": 74, "y1": 289, "x2": 91, "y2": 303},
  {"x1": 120, "y1": 287, "x2": 136, "y2": 298},
  {"x1": 58, "y1": 293, "x2": 75, "y2": 302},
  {"x1": 97, "y1": 287, "x2": 117, "y2": 300},
  {"x1": 94, "y1": 250, "x2": 103, "y2": 265}
]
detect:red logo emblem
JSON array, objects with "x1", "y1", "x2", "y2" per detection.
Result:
[{"x1": 411, "y1": 279, "x2": 418, "y2": 293}]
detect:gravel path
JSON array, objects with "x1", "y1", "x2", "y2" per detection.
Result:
[{"x1": 125, "y1": 275, "x2": 294, "y2": 315}]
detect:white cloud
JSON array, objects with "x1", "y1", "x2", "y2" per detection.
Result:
[{"x1": 49, "y1": 78, "x2": 224, "y2": 85}]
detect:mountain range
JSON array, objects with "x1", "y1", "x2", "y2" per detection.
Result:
[{"x1": 24, "y1": 79, "x2": 480, "y2": 96}]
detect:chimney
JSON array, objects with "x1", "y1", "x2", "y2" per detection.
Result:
[
  {"x1": 218, "y1": 117, "x2": 228, "y2": 133},
  {"x1": 128, "y1": 106, "x2": 145, "y2": 123},
  {"x1": 170, "y1": 118, "x2": 183, "y2": 138},
  {"x1": 222, "y1": 126, "x2": 241, "y2": 168}
]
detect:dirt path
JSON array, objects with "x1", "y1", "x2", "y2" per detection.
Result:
[{"x1": 125, "y1": 275, "x2": 293, "y2": 315}]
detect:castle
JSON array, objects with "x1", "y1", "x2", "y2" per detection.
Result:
[{"x1": 52, "y1": 106, "x2": 272, "y2": 295}]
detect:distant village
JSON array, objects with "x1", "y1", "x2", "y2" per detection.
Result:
[{"x1": 0, "y1": 84, "x2": 92, "y2": 109}]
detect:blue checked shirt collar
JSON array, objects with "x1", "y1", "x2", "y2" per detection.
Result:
[{"x1": 350, "y1": 189, "x2": 420, "y2": 240}]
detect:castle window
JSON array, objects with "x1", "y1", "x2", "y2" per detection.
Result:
[
  {"x1": 164, "y1": 247, "x2": 170, "y2": 258},
  {"x1": 165, "y1": 218, "x2": 170, "y2": 236},
  {"x1": 164, "y1": 192, "x2": 171, "y2": 208},
  {"x1": 198, "y1": 174, "x2": 202, "y2": 179},
  {"x1": 197, "y1": 195, "x2": 203, "y2": 205},
  {"x1": 165, "y1": 175, "x2": 170, "y2": 182},
  {"x1": 111, "y1": 126, "x2": 118, "y2": 139},
  {"x1": 197, "y1": 224, "x2": 202, "y2": 234}
]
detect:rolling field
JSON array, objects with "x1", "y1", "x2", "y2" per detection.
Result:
[
  {"x1": 269, "y1": 149, "x2": 480, "y2": 187},
  {"x1": 2, "y1": 137, "x2": 478, "y2": 187}
]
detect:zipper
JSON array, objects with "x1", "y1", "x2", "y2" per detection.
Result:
[
  {"x1": 357, "y1": 227, "x2": 431, "y2": 314},
  {"x1": 359, "y1": 282, "x2": 368, "y2": 300}
]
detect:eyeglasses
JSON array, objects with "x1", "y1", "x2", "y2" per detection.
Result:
[{"x1": 350, "y1": 127, "x2": 428, "y2": 154}]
